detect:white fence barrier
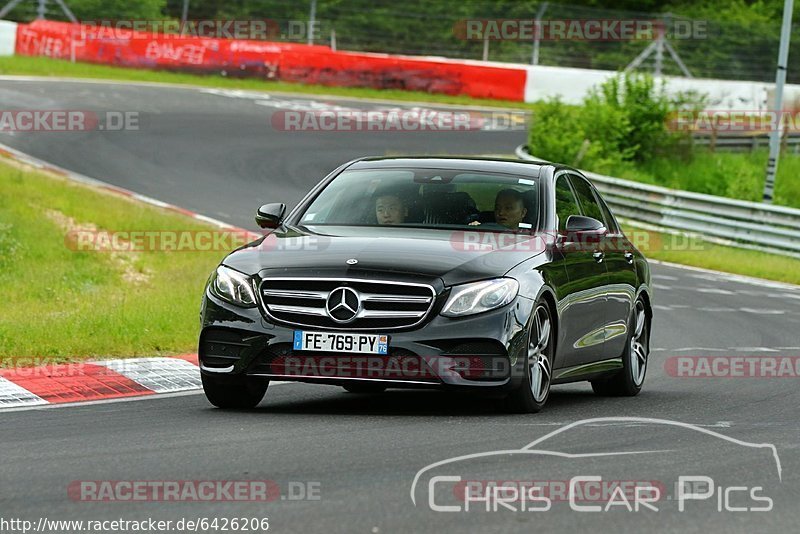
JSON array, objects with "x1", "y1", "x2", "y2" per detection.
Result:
[{"x1": 0, "y1": 20, "x2": 16, "y2": 56}]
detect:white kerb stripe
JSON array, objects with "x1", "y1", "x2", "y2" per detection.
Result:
[
  {"x1": 0, "y1": 376, "x2": 47, "y2": 406},
  {"x1": 93, "y1": 357, "x2": 202, "y2": 393}
]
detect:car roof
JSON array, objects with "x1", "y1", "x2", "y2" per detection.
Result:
[{"x1": 346, "y1": 156, "x2": 549, "y2": 178}]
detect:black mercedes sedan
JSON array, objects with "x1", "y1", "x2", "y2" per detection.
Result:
[{"x1": 199, "y1": 157, "x2": 652, "y2": 413}]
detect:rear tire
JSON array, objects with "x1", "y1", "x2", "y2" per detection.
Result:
[
  {"x1": 202, "y1": 374, "x2": 268, "y2": 408},
  {"x1": 342, "y1": 383, "x2": 387, "y2": 394},
  {"x1": 507, "y1": 301, "x2": 554, "y2": 413},
  {"x1": 591, "y1": 298, "x2": 649, "y2": 397}
]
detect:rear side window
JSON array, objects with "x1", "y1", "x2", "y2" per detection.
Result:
[{"x1": 554, "y1": 175, "x2": 581, "y2": 232}]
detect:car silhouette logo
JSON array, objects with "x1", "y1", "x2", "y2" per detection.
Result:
[{"x1": 326, "y1": 287, "x2": 361, "y2": 323}]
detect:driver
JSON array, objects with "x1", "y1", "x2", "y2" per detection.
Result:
[
  {"x1": 375, "y1": 192, "x2": 408, "y2": 225},
  {"x1": 469, "y1": 189, "x2": 528, "y2": 229}
]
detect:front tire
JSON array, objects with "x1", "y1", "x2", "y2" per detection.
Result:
[
  {"x1": 507, "y1": 301, "x2": 554, "y2": 413},
  {"x1": 592, "y1": 298, "x2": 650, "y2": 397},
  {"x1": 202, "y1": 374, "x2": 268, "y2": 408}
]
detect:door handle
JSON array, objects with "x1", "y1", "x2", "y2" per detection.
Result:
[
  {"x1": 592, "y1": 251, "x2": 604, "y2": 263},
  {"x1": 624, "y1": 251, "x2": 634, "y2": 264}
]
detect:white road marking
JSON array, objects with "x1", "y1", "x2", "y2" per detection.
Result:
[
  {"x1": 734, "y1": 347, "x2": 780, "y2": 352},
  {"x1": 690, "y1": 274, "x2": 724, "y2": 282},
  {"x1": 654, "y1": 284, "x2": 672, "y2": 290},
  {"x1": 500, "y1": 421, "x2": 733, "y2": 429},
  {"x1": 739, "y1": 308, "x2": 786, "y2": 315},
  {"x1": 671, "y1": 347, "x2": 726, "y2": 352},
  {"x1": 768, "y1": 292, "x2": 800, "y2": 300},
  {"x1": 654, "y1": 304, "x2": 738, "y2": 312},
  {"x1": 653, "y1": 275, "x2": 679, "y2": 281},
  {"x1": 697, "y1": 288, "x2": 735, "y2": 295},
  {"x1": 737, "y1": 289, "x2": 769, "y2": 297}
]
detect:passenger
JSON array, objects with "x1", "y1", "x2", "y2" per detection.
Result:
[{"x1": 470, "y1": 189, "x2": 528, "y2": 229}]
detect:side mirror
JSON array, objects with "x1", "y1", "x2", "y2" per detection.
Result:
[
  {"x1": 562, "y1": 215, "x2": 606, "y2": 244},
  {"x1": 255, "y1": 203, "x2": 286, "y2": 229}
]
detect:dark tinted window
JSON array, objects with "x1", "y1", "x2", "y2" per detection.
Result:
[
  {"x1": 298, "y1": 168, "x2": 539, "y2": 231},
  {"x1": 594, "y1": 190, "x2": 620, "y2": 234},
  {"x1": 554, "y1": 175, "x2": 581, "y2": 232},
  {"x1": 569, "y1": 174, "x2": 605, "y2": 225}
]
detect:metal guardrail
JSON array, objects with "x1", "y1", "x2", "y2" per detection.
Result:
[
  {"x1": 515, "y1": 144, "x2": 800, "y2": 259},
  {"x1": 692, "y1": 133, "x2": 800, "y2": 153}
]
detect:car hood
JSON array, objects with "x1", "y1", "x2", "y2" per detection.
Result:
[{"x1": 222, "y1": 225, "x2": 545, "y2": 286}]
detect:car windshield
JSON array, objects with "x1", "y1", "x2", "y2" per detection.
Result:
[{"x1": 297, "y1": 168, "x2": 539, "y2": 232}]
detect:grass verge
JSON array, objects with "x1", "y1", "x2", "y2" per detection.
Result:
[
  {"x1": 0, "y1": 159, "x2": 234, "y2": 365},
  {"x1": 622, "y1": 224, "x2": 800, "y2": 285},
  {"x1": 613, "y1": 149, "x2": 800, "y2": 210},
  {"x1": 0, "y1": 55, "x2": 534, "y2": 110}
]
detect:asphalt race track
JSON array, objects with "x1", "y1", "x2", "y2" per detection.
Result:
[{"x1": 2, "y1": 79, "x2": 800, "y2": 533}]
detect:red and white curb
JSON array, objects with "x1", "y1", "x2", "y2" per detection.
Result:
[{"x1": 0, "y1": 354, "x2": 201, "y2": 408}]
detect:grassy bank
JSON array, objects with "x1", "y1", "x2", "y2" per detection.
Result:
[
  {"x1": 0, "y1": 55, "x2": 534, "y2": 110},
  {"x1": 612, "y1": 149, "x2": 800, "y2": 210},
  {"x1": 622, "y1": 224, "x2": 800, "y2": 285},
  {"x1": 0, "y1": 160, "x2": 233, "y2": 364}
]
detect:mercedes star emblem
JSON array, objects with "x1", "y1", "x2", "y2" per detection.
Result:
[{"x1": 325, "y1": 287, "x2": 360, "y2": 323}]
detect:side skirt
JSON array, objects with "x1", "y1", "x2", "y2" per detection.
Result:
[{"x1": 551, "y1": 358, "x2": 623, "y2": 385}]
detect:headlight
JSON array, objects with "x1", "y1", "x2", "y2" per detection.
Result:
[
  {"x1": 209, "y1": 265, "x2": 257, "y2": 307},
  {"x1": 441, "y1": 278, "x2": 519, "y2": 317}
]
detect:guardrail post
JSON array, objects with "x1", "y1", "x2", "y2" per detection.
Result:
[{"x1": 709, "y1": 123, "x2": 717, "y2": 152}]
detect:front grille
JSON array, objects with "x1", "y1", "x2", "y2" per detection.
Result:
[{"x1": 259, "y1": 277, "x2": 437, "y2": 330}]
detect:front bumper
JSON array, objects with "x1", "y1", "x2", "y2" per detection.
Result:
[{"x1": 199, "y1": 290, "x2": 534, "y2": 390}]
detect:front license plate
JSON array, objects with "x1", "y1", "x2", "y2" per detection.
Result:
[{"x1": 293, "y1": 331, "x2": 388, "y2": 355}]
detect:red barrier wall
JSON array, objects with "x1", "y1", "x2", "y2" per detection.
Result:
[{"x1": 14, "y1": 20, "x2": 525, "y2": 101}]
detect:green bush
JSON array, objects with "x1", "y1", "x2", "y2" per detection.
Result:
[
  {"x1": 527, "y1": 99, "x2": 584, "y2": 165},
  {"x1": 529, "y1": 72, "x2": 699, "y2": 172}
]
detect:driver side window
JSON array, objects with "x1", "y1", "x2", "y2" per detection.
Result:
[{"x1": 555, "y1": 175, "x2": 581, "y2": 232}]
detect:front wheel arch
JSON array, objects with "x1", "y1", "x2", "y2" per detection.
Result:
[
  {"x1": 636, "y1": 287, "x2": 653, "y2": 339},
  {"x1": 534, "y1": 286, "x2": 560, "y2": 369}
]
